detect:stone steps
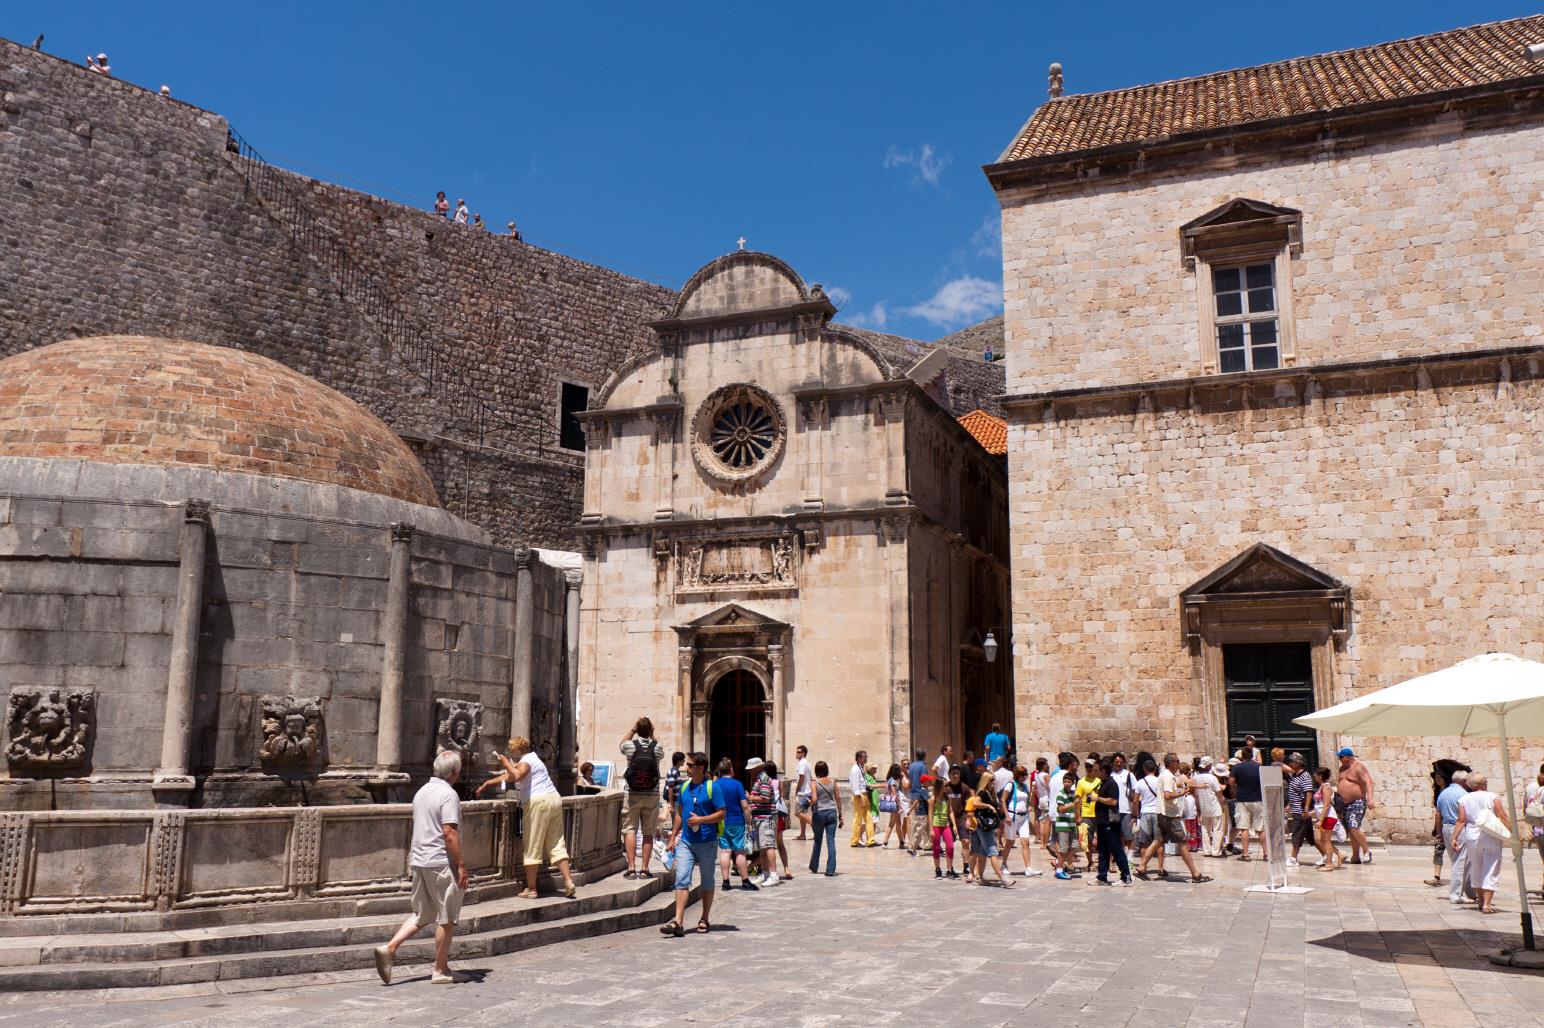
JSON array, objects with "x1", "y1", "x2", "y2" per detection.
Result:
[{"x1": 0, "y1": 874, "x2": 684, "y2": 991}]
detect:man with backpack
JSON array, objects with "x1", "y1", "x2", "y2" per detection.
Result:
[{"x1": 620, "y1": 717, "x2": 664, "y2": 880}]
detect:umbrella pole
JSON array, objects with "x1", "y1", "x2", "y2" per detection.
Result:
[{"x1": 1497, "y1": 715, "x2": 1535, "y2": 951}]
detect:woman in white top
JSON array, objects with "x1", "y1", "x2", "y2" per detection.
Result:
[
  {"x1": 1452, "y1": 772, "x2": 1511, "y2": 914},
  {"x1": 1525, "y1": 762, "x2": 1544, "y2": 871},
  {"x1": 477, "y1": 736, "x2": 576, "y2": 899},
  {"x1": 1000, "y1": 764, "x2": 1040, "y2": 877}
]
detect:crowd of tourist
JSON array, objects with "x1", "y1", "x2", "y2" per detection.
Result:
[{"x1": 431, "y1": 191, "x2": 522, "y2": 240}]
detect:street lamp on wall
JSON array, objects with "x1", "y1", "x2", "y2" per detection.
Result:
[{"x1": 982, "y1": 631, "x2": 999, "y2": 664}]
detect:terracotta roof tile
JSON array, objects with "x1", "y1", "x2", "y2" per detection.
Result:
[
  {"x1": 999, "y1": 16, "x2": 1544, "y2": 162},
  {"x1": 957, "y1": 409, "x2": 1007, "y2": 456}
]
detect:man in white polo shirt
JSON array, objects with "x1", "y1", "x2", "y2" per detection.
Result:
[{"x1": 375, "y1": 751, "x2": 469, "y2": 986}]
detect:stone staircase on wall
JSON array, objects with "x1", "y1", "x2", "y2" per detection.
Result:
[{"x1": 0, "y1": 871, "x2": 683, "y2": 992}]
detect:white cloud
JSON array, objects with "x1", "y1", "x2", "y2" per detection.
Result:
[
  {"x1": 883, "y1": 143, "x2": 951, "y2": 188},
  {"x1": 971, "y1": 214, "x2": 1001, "y2": 260},
  {"x1": 902, "y1": 276, "x2": 1002, "y2": 329},
  {"x1": 847, "y1": 300, "x2": 889, "y2": 329},
  {"x1": 826, "y1": 286, "x2": 852, "y2": 308}
]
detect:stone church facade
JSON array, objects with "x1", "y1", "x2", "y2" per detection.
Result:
[
  {"x1": 989, "y1": 15, "x2": 1544, "y2": 837},
  {"x1": 575, "y1": 252, "x2": 1010, "y2": 774}
]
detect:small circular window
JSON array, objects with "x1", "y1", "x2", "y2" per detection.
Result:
[{"x1": 691, "y1": 384, "x2": 785, "y2": 485}]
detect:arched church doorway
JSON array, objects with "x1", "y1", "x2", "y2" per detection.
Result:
[{"x1": 708, "y1": 669, "x2": 766, "y2": 780}]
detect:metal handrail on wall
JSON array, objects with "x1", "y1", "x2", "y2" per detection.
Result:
[{"x1": 225, "y1": 129, "x2": 579, "y2": 469}]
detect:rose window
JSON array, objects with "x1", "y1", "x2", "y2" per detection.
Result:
[{"x1": 691, "y1": 384, "x2": 785, "y2": 485}]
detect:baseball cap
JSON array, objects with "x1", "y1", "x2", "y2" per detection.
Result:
[
  {"x1": 1336, "y1": 747, "x2": 1354, "y2": 758},
  {"x1": 973, "y1": 758, "x2": 988, "y2": 768}
]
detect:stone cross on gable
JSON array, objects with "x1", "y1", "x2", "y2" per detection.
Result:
[{"x1": 737, "y1": 236, "x2": 746, "y2": 251}]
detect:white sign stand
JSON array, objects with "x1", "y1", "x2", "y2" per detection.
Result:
[{"x1": 1245, "y1": 763, "x2": 1312, "y2": 895}]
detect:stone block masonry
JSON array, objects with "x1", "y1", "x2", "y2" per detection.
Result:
[{"x1": 0, "y1": 39, "x2": 673, "y2": 549}]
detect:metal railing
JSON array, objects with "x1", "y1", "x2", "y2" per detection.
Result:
[{"x1": 226, "y1": 129, "x2": 577, "y2": 469}]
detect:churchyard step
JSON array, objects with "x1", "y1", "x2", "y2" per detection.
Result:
[{"x1": 0, "y1": 878, "x2": 684, "y2": 991}]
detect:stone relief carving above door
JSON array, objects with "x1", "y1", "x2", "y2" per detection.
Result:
[{"x1": 673, "y1": 535, "x2": 799, "y2": 597}]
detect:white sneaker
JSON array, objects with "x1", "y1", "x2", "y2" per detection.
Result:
[
  {"x1": 759, "y1": 872, "x2": 777, "y2": 887},
  {"x1": 1021, "y1": 869, "x2": 1043, "y2": 877},
  {"x1": 1312, "y1": 857, "x2": 1327, "y2": 868},
  {"x1": 1285, "y1": 857, "x2": 1299, "y2": 868}
]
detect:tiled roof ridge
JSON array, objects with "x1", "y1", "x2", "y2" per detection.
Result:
[{"x1": 1047, "y1": 14, "x2": 1542, "y2": 105}]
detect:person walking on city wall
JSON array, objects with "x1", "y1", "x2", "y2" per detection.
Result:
[
  {"x1": 433, "y1": 191, "x2": 449, "y2": 217},
  {"x1": 1334, "y1": 747, "x2": 1376, "y2": 864},
  {"x1": 453, "y1": 199, "x2": 469, "y2": 224},
  {"x1": 1436, "y1": 770, "x2": 1476, "y2": 904},
  {"x1": 1230, "y1": 747, "x2": 1266, "y2": 861},
  {"x1": 712, "y1": 758, "x2": 757, "y2": 889},
  {"x1": 660, "y1": 752, "x2": 723, "y2": 937},
  {"x1": 1313, "y1": 767, "x2": 1344, "y2": 872},
  {"x1": 809, "y1": 760, "x2": 843, "y2": 876},
  {"x1": 929, "y1": 776, "x2": 959, "y2": 879},
  {"x1": 620, "y1": 717, "x2": 663, "y2": 880},
  {"x1": 849, "y1": 751, "x2": 877, "y2": 847},
  {"x1": 1452, "y1": 772, "x2": 1512, "y2": 914},
  {"x1": 375, "y1": 751, "x2": 469, "y2": 985},
  {"x1": 907, "y1": 748, "x2": 929, "y2": 855},
  {"x1": 1093, "y1": 757, "x2": 1132, "y2": 886},
  {"x1": 1284, "y1": 753, "x2": 1317, "y2": 868},
  {"x1": 794, "y1": 745, "x2": 813, "y2": 839},
  {"x1": 476, "y1": 736, "x2": 577, "y2": 899}
]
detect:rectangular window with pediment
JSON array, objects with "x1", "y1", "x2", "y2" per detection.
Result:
[
  {"x1": 1181, "y1": 199, "x2": 1302, "y2": 376},
  {"x1": 1212, "y1": 262, "x2": 1279, "y2": 373}
]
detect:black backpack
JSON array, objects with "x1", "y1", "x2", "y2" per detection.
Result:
[
  {"x1": 625, "y1": 739, "x2": 660, "y2": 792},
  {"x1": 974, "y1": 798, "x2": 1002, "y2": 831}
]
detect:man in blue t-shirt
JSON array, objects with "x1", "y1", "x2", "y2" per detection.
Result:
[
  {"x1": 907, "y1": 748, "x2": 929, "y2": 854},
  {"x1": 711, "y1": 759, "x2": 757, "y2": 890},
  {"x1": 662, "y1": 751, "x2": 725, "y2": 937},
  {"x1": 983, "y1": 724, "x2": 1011, "y2": 764}
]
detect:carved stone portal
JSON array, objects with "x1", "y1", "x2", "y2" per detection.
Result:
[
  {"x1": 673, "y1": 535, "x2": 798, "y2": 596},
  {"x1": 435, "y1": 698, "x2": 484, "y2": 766},
  {"x1": 6, "y1": 687, "x2": 95, "y2": 773},
  {"x1": 258, "y1": 695, "x2": 326, "y2": 772}
]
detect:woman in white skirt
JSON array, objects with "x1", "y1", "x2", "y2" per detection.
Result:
[{"x1": 1452, "y1": 773, "x2": 1512, "y2": 914}]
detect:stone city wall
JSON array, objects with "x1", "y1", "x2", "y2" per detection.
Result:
[
  {"x1": 1007, "y1": 367, "x2": 1544, "y2": 838},
  {"x1": 0, "y1": 39, "x2": 674, "y2": 548},
  {"x1": 997, "y1": 119, "x2": 1544, "y2": 395}
]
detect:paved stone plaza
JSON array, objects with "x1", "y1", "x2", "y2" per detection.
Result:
[{"x1": 3, "y1": 839, "x2": 1540, "y2": 1028}]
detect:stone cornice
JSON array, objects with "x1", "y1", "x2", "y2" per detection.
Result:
[
  {"x1": 985, "y1": 79, "x2": 1544, "y2": 198},
  {"x1": 573, "y1": 397, "x2": 683, "y2": 425},
  {"x1": 1001, "y1": 343, "x2": 1544, "y2": 421},
  {"x1": 646, "y1": 298, "x2": 835, "y2": 335}
]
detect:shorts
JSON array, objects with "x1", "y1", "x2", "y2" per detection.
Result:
[
  {"x1": 719, "y1": 822, "x2": 752, "y2": 854},
  {"x1": 673, "y1": 838, "x2": 719, "y2": 891},
  {"x1": 972, "y1": 827, "x2": 999, "y2": 858},
  {"x1": 1235, "y1": 801, "x2": 1266, "y2": 833},
  {"x1": 1010, "y1": 813, "x2": 1033, "y2": 840},
  {"x1": 621, "y1": 794, "x2": 659, "y2": 835},
  {"x1": 1137, "y1": 813, "x2": 1160, "y2": 845},
  {"x1": 797, "y1": 795, "x2": 812, "y2": 814},
  {"x1": 522, "y1": 792, "x2": 570, "y2": 866},
  {"x1": 1155, "y1": 814, "x2": 1187, "y2": 845},
  {"x1": 1077, "y1": 822, "x2": 1091, "y2": 848},
  {"x1": 752, "y1": 815, "x2": 777, "y2": 852},
  {"x1": 409, "y1": 865, "x2": 462, "y2": 926},
  {"x1": 1054, "y1": 828, "x2": 1077, "y2": 852},
  {"x1": 1288, "y1": 813, "x2": 1315, "y2": 848},
  {"x1": 1119, "y1": 812, "x2": 1134, "y2": 843},
  {"x1": 1333, "y1": 796, "x2": 1366, "y2": 830},
  {"x1": 777, "y1": 813, "x2": 787, "y2": 834}
]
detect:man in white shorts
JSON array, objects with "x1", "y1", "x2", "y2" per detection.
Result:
[{"x1": 375, "y1": 751, "x2": 469, "y2": 986}]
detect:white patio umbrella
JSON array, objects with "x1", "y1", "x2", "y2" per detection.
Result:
[{"x1": 1294, "y1": 652, "x2": 1544, "y2": 953}]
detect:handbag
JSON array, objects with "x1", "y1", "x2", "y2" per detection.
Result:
[
  {"x1": 1525, "y1": 791, "x2": 1544, "y2": 820},
  {"x1": 1475, "y1": 805, "x2": 1511, "y2": 843},
  {"x1": 878, "y1": 793, "x2": 898, "y2": 814}
]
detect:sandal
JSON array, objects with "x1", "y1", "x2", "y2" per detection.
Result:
[
  {"x1": 1133, "y1": 870, "x2": 1152, "y2": 881},
  {"x1": 780, "y1": 874, "x2": 793, "y2": 881},
  {"x1": 1190, "y1": 874, "x2": 1213, "y2": 883},
  {"x1": 517, "y1": 889, "x2": 539, "y2": 899},
  {"x1": 659, "y1": 920, "x2": 684, "y2": 937},
  {"x1": 695, "y1": 918, "x2": 711, "y2": 934},
  {"x1": 1237, "y1": 855, "x2": 1252, "y2": 862}
]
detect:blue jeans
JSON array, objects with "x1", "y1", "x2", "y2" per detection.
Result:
[
  {"x1": 1096, "y1": 820, "x2": 1130, "y2": 882},
  {"x1": 809, "y1": 808, "x2": 838, "y2": 874},
  {"x1": 673, "y1": 838, "x2": 719, "y2": 892}
]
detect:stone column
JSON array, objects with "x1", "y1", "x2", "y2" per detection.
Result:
[
  {"x1": 677, "y1": 647, "x2": 695, "y2": 752},
  {"x1": 690, "y1": 701, "x2": 709, "y2": 755},
  {"x1": 767, "y1": 644, "x2": 786, "y2": 769},
  {"x1": 559, "y1": 568, "x2": 581, "y2": 792},
  {"x1": 155, "y1": 499, "x2": 210, "y2": 789},
  {"x1": 374, "y1": 522, "x2": 414, "y2": 773},
  {"x1": 508, "y1": 548, "x2": 536, "y2": 746}
]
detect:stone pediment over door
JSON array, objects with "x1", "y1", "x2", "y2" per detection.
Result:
[
  {"x1": 1180, "y1": 543, "x2": 1351, "y2": 649},
  {"x1": 675, "y1": 602, "x2": 789, "y2": 638}
]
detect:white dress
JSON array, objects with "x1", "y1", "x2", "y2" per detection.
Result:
[{"x1": 1459, "y1": 790, "x2": 1502, "y2": 892}]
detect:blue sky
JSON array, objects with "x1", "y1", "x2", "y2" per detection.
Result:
[{"x1": 8, "y1": 2, "x2": 1538, "y2": 341}]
